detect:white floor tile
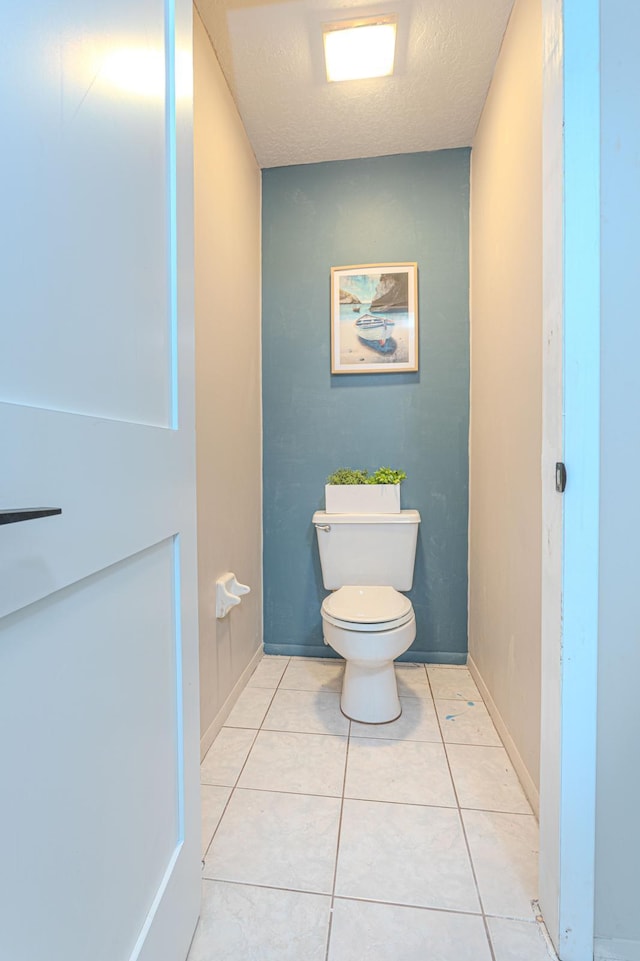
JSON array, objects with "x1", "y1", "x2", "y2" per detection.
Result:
[
  {"x1": 428, "y1": 666, "x2": 480, "y2": 700},
  {"x1": 263, "y1": 688, "x2": 350, "y2": 735},
  {"x1": 225, "y1": 687, "x2": 275, "y2": 729},
  {"x1": 488, "y1": 917, "x2": 556, "y2": 961},
  {"x1": 328, "y1": 898, "x2": 493, "y2": 961},
  {"x1": 335, "y1": 799, "x2": 480, "y2": 913},
  {"x1": 246, "y1": 655, "x2": 289, "y2": 689},
  {"x1": 446, "y1": 744, "x2": 532, "y2": 814},
  {"x1": 238, "y1": 730, "x2": 347, "y2": 797},
  {"x1": 280, "y1": 657, "x2": 344, "y2": 692},
  {"x1": 435, "y1": 698, "x2": 502, "y2": 746},
  {"x1": 201, "y1": 727, "x2": 257, "y2": 786},
  {"x1": 195, "y1": 656, "x2": 547, "y2": 959},
  {"x1": 204, "y1": 788, "x2": 341, "y2": 893},
  {"x1": 395, "y1": 663, "x2": 432, "y2": 698},
  {"x1": 351, "y1": 695, "x2": 441, "y2": 742},
  {"x1": 187, "y1": 881, "x2": 330, "y2": 961},
  {"x1": 344, "y1": 737, "x2": 456, "y2": 807},
  {"x1": 463, "y1": 810, "x2": 539, "y2": 919},
  {"x1": 201, "y1": 785, "x2": 231, "y2": 857}
]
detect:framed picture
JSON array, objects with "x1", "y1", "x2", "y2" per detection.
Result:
[{"x1": 330, "y1": 262, "x2": 418, "y2": 374}]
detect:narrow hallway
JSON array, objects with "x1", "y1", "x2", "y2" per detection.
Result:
[{"x1": 188, "y1": 658, "x2": 555, "y2": 960}]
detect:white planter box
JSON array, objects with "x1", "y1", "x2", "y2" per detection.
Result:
[{"x1": 324, "y1": 484, "x2": 401, "y2": 514}]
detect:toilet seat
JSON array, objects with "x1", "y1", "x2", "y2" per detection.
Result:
[{"x1": 321, "y1": 585, "x2": 414, "y2": 633}]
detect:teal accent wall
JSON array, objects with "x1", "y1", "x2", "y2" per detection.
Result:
[{"x1": 262, "y1": 150, "x2": 470, "y2": 662}]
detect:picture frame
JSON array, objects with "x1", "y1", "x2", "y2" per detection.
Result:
[{"x1": 330, "y1": 262, "x2": 418, "y2": 374}]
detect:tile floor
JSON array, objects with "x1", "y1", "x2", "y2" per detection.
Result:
[{"x1": 189, "y1": 657, "x2": 556, "y2": 961}]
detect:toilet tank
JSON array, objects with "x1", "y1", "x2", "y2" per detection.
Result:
[{"x1": 312, "y1": 510, "x2": 421, "y2": 590}]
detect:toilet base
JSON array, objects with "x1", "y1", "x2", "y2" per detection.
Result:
[
  {"x1": 322, "y1": 611, "x2": 416, "y2": 725},
  {"x1": 340, "y1": 659, "x2": 401, "y2": 723}
]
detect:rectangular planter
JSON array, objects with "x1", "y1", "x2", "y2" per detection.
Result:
[{"x1": 324, "y1": 484, "x2": 401, "y2": 514}]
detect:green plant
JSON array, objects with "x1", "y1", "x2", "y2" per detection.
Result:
[
  {"x1": 368, "y1": 466, "x2": 407, "y2": 485},
  {"x1": 326, "y1": 466, "x2": 406, "y2": 485},
  {"x1": 326, "y1": 467, "x2": 370, "y2": 485}
]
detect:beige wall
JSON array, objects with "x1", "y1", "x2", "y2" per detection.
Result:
[
  {"x1": 468, "y1": 0, "x2": 542, "y2": 803},
  {"x1": 194, "y1": 11, "x2": 262, "y2": 753}
]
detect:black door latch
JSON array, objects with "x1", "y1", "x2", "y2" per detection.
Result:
[{"x1": 0, "y1": 508, "x2": 62, "y2": 526}]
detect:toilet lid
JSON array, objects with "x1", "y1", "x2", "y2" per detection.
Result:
[{"x1": 322, "y1": 585, "x2": 412, "y2": 624}]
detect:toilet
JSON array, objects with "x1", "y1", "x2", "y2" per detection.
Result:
[{"x1": 312, "y1": 509, "x2": 421, "y2": 723}]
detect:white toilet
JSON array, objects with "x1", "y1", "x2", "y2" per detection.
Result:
[{"x1": 312, "y1": 509, "x2": 421, "y2": 723}]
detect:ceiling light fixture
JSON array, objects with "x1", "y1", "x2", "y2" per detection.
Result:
[{"x1": 323, "y1": 15, "x2": 397, "y2": 83}]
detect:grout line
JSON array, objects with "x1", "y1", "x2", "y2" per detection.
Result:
[
  {"x1": 261, "y1": 725, "x2": 349, "y2": 736},
  {"x1": 200, "y1": 876, "x2": 333, "y2": 898},
  {"x1": 443, "y1": 741, "x2": 513, "y2": 752},
  {"x1": 201, "y1": 780, "x2": 534, "y2": 818},
  {"x1": 203, "y1": 663, "x2": 345, "y2": 894},
  {"x1": 199, "y1": 875, "x2": 541, "y2": 926},
  {"x1": 184, "y1": 916, "x2": 201, "y2": 960},
  {"x1": 200, "y1": 776, "x2": 240, "y2": 788},
  {"x1": 485, "y1": 909, "x2": 546, "y2": 923},
  {"x1": 227, "y1": 785, "x2": 344, "y2": 801},
  {"x1": 221, "y1": 721, "x2": 513, "y2": 750},
  {"x1": 200, "y1": 876, "x2": 504, "y2": 923},
  {"x1": 458, "y1": 805, "x2": 536, "y2": 818},
  {"x1": 337, "y1": 794, "x2": 458, "y2": 812},
  {"x1": 200, "y1": 658, "x2": 351, "y2": 868},
  {"x1": 223, "y1": 723, "x2": 269, "y2": 731},
  {"x1": 324, "y1": 718, "x2": 351, "y2": 961},
  {"x1": 262, "y1": 685, "x2": 344, "y2": 693},
  {"x1": 481, "y1": 913, "x2": 498, "y2": 961},
  {"x1": 333, "y1": 892, "x2": 486, "y2": 918},
  {"x1": 201, "y1": 684, "x2": 281, "y2": 861},
  {"x1": 426, "y1": 663, "x2": 471, "y2": 670},
  {"x1": 221, "y1": 728, "x2": 349, "y2": 742},
  {"x1": 204, "y1": 781, "x2": 533, "y2": 816},
  {"x1": 201, "y1": 727, "x2": 259, "y2": 861},
  {"x1": 349, "y1": 733, "x2": 443, "y2": 744},
  {"x1": 427, "y1": 667, "x2": 497, "y2": 961}
]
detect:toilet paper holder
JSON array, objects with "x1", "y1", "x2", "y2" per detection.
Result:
[{"x1": 216, "y1": 572, "x2": 251, "y2": 619}]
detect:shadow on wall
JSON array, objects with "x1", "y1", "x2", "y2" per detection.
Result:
[{"x1": 330, "y1": 372, "x2": 421, "y2": 390}]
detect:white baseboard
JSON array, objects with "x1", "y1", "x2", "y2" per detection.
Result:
[
  {"x1": 595, "y1": 938, "x2": 640, "y2": 961},
  {"x1": 199, "y1": 646, "x2": 264, "y2": 761},
  {"x1": 467, "y1": 654, "x2": 540, "y2": 817}
]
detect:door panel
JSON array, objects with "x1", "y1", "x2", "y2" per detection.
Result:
[
  {"x1": 1, "y1": 541, "x2": 181, "y2": 959},
  {"x1": 0, "y1": 405, "x2": 190, "y2": 618},
  {"x1": 0, "y1": 0, "x2": 199, "y2": 958},
  {"x1": 1, "y1": 1, "x2": 173, "y2": 426}
]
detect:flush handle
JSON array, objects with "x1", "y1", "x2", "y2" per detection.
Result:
[{"x1": 315, "y1": 523, "x2": 332, "y2": 532}]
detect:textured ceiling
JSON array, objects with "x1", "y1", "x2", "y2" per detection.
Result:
[{"x1": 195, "y1": 0, "x2": 515, "y2": 168}]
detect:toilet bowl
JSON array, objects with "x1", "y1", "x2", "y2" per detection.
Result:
[
  {"x1": 313, "y1": 509, "x2": 421, "y2": 724},
  {"x1": 321, "y1": 585, "x2": 416, "y2": 722}
]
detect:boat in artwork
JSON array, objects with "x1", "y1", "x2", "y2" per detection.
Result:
[{"x1": 355, "y1": 313, "x2": 395, "y2": 342}]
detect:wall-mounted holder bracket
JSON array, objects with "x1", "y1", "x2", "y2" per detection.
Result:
[{"x1": 216, "y1": 572, "x2": 250, "y2": 619}]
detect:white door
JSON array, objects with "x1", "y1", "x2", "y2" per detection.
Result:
[
  {"x1": 0, "y1": 2, "x2": 200, "y2": 960},
  {"x1": 539, "y1": 1, "x2": 600, "y2": 958}
]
